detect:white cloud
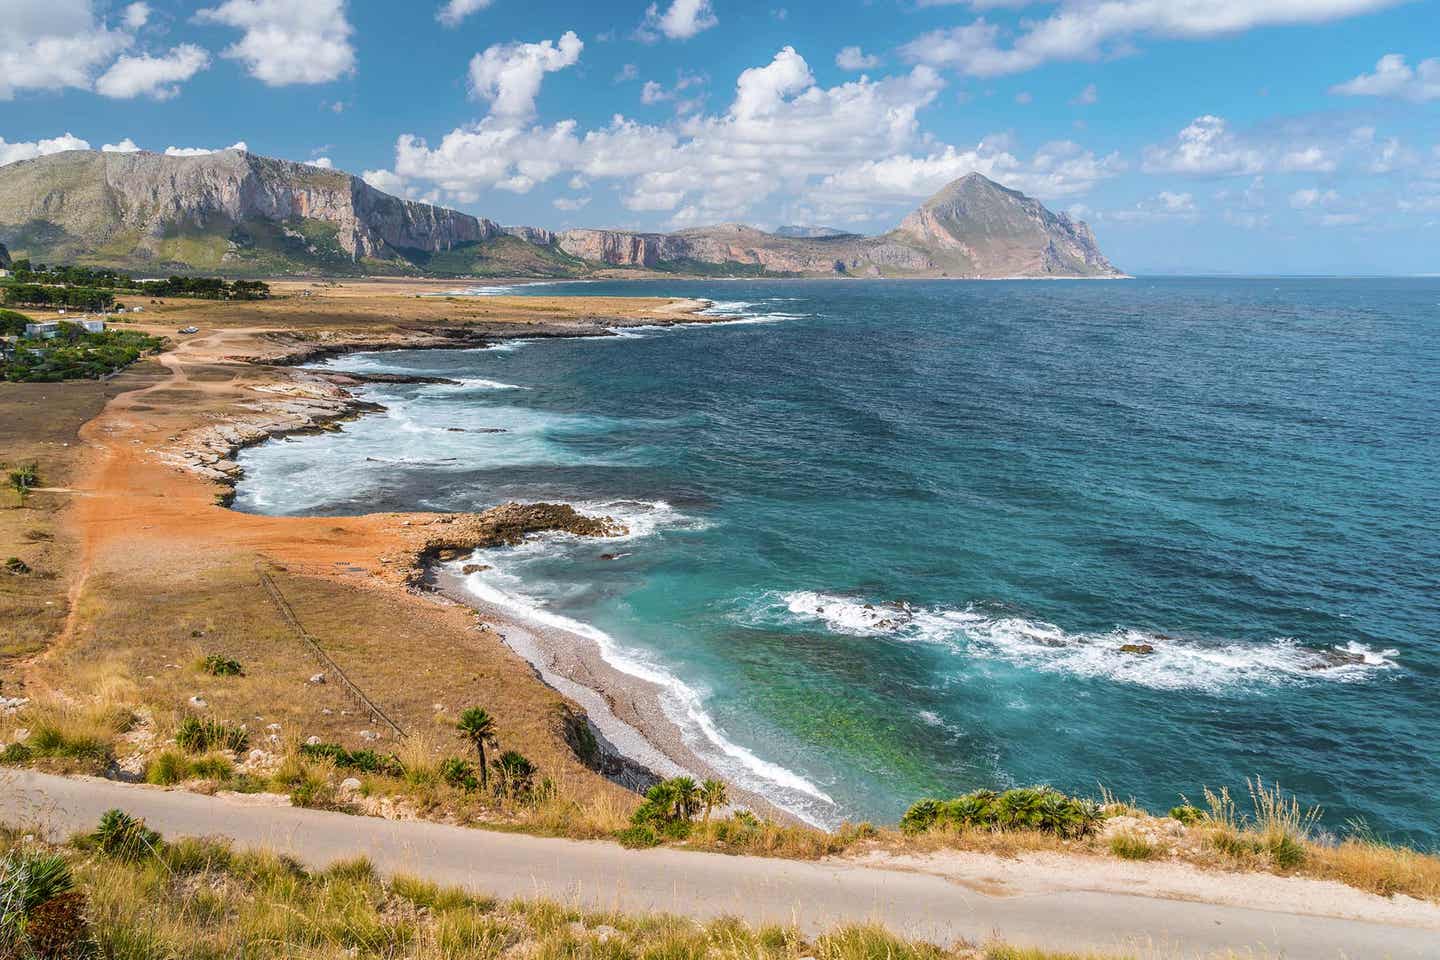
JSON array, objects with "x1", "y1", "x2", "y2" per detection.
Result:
[
  {"x1": 0, "y1": 133, "x2": 91, "y2": 167},
  {"x1": 1290, "y1": 188, "x2": 1339, "y2": 209},
  {"x1": 902, "y1": 0, "x2": 1407, "y2": 77},
  {"x1": 437, "y1": 0, "x2": 493, "y2": 28},
  {"x1": 362, "y1": 168, "x2": 408, "y2": 195},
  {"x1": 96, "y1": 44, "x2": 210, "y2": 99},
  {"x1": 553, "y1": 195, "x2": 590, "y2": 210},
  {"x1": 1142, "y1": 115, "x2": 1265, "y2": 176},
  {"x1": 1331, "y1": 54, "x2": 1440, "y2": 103},
  {"x1": 102, "y1": 138, "x2": 142, "y2": 153},
  {"x1": 123, "y1": 2, "x2": 151, "y2": 29},
  {"x1": 641, "y1": 81, "x2": 670, "y2": 105},
  {"x1": 0, "y1": 0, "x2": 133, "y2": 99},
  {"x1": 468, "y1": 32, "x2": 583, "y2": 122},
  {"x1": 1072, "y1": 82, "x2": 1097, "y2": 105},
  {"x1": 836, "y1": 46, "x2": 881, "y2": 71},
  {"x1": 309, "y1": 156, "x2": 334, "y2": 169},
  {"x1": 1106, "y1": 190, "x2": 1198, "y2": 222},
  {"x1": 639, "y1": 0, "x2": 718, "y2": 42},
  {"x1": 163, "y1": 141, "x2": 247, "y2": 157},
  {"x1": 196, "y1": 0, "x2": 355, "y2": 86}
]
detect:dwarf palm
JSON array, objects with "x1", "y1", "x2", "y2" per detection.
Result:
[
  {"x1": 669, "y1": 776, "x2": 700, "y2": 821},
  {"x1": 700, "y1": 778, "x2": 728, "y2": 824},
  {"x1": 455, "y1": 708, "x2": 498, "y2": 791}
]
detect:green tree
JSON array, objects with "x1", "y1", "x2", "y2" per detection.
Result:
[
  {"x1": 700, "y1": 778, "x2": 729, "y2": 825},
  {"x1": 455, "y1": 708, "x2": 498, "y2": 791}
]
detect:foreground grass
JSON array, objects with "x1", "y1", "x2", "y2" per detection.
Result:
[
  {"x1": 5, "y1": 682, "x2": 1439, "y2": 908},
  {"x1": 0, "y1": 821, "x2": 1134, "y2": 960}
]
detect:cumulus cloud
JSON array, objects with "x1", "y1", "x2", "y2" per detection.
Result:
[
  {"x1": 0, "y1": 0, "x2": 133, "y2": 99},
  {"x1": 102, "y1": 138, "x2": 142, "y2": 153},
  {"x1": 901, "y1": 0, "x2": 1407, "y2": 77},
  {"x1": 370, "y1": 46, "x2": 1128, "y2": 230},
  {"x1": 96, "y1": 44, "x2": 210, "y2": 99},
  {"x1": 123, "y1": 2, "x2": 151, "y2": 29},
  {"x1": 1331, "y1": 53, "x2": 1440, "y2": 102},
  {"x1": 1142, "y1": 115, "x2": 1266, "y2": 176},
  {"x1": 639, "y1": 0, "x2": 718, "y2": 42},
  {"x1": 196, "y1": 0, "x2": 355, "y2": 86},
  {"x1": 0, "y1": 133, "x2": 91, "y2": 167},
  {"x1": 1290, "y1": 188, "x2": 1339, "y2": 209},
  {"x1": 362, "y1": 168, "x2": 408, "y2": 195},
  {"x1": 468, "y1": 32, "x2": 583, "y2": 122},
  {"x1": 836, "y1": 46, "x2": 881, "y2": 71},
  {"x1": 163, "y1": 141, "x2": 247, "y2": 156},
  {"x1": 437, "y1": 0, "x2": 493, "y2": 28}
]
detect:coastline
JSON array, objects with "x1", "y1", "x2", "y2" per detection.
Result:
[{"x1": 149, "y1": 288, "x2": 819, "y2": 825}]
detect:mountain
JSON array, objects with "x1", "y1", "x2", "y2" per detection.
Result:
[
  {"x1": 772, "y1": 225, "x2": 856, "y2": 239},
  {"x1": 0, "y1": 151, "x2": 1121, "y2": 279}
]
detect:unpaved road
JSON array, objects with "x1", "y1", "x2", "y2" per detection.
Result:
[{"x1": 3, "y1": 770, "x2": 1435, "y2": 958}]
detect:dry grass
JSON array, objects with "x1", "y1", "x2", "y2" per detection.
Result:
[{"x1": 0, "y1": 826, "x2": 1141, "y2": 960}]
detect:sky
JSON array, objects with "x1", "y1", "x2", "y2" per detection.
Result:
[{"x1": 1, "y1": 0, "x2": 1438, "y2": 275}]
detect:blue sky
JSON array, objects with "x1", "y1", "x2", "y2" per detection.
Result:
[{"x1": 2, "y1": 0, "x2": 1438, "y2": 274}]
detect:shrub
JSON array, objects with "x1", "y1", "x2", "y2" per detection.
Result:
[
  {"x1": 1169, "y1": 804, "x2": 1203, "y2": 825},
  {"x1": 200, "y1": 655, "x2": 243, "y2": 677},
  {"x1": 492, "y1": 751, "x2": 537, "y2": 798},
  {"x1": 92, "y1": 810, "x2": 162, "y2": 862},
  {"x1": 901, "y1": 786, "x2": 1103, "y2": 839},
  {"x1": 1109, "y1": 832, "x2": 1159, "y2": 860},
  {"x1": 4, "y1": 557, "x2": 30, "y2": 575},
  {"x1": 188, "y1": 753, "x2": 235, "y2": 781},
  {"x1": 289, "y1": 774, "x2": 337, "y2": 810},
  {"x1": 0, "y1": 743, "x2": 32, "y2": 764},
  {"x1": 0, "y1": 849, "x2": 74, "y2": 929},
  {"x1": 145, "y1": 750, "x2": 191, "y2": 785},
  {"x1": 440, "y1": 757, "x2": 479, "y2": 792},
  {"x1": 299, "y1": 741, "x2": 403, "y2": 777},
  {"x1": 616, "y1": 824, "x2": 661, "y2": 849},
  {"x1": 174, "y1": 716, "x2": 248, "y2": 753}
]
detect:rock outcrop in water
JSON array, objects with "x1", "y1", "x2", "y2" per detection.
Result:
[{"x1": 0, "y1": 150, "x2": 1121, "y2": 278}]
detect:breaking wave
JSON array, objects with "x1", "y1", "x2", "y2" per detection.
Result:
[{"x1": 745, "y1": 590, "x2": 1399, "y2": 692}]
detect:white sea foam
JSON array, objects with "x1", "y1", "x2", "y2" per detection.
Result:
[
  {"x1": 761, "y1": 591, "x2": 1399, "y2": 692},
  {"x1": 453, "y1": 558, "x2": 835, "y2": 825},
  {"x1": 452, "y1": 377, "x2": 525, "y2": 390}
]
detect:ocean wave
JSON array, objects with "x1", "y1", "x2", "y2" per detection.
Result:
[
  {"x1": 753, "y1": 591, "x2": 1399, "y2": 692},
  {"x1": 452, "y1": 377, "x2": 525, "y2": 390},
  {"x1": 572, "y1": 498, "x2": 715, "y2": 540},
  {"x1": 451, "y1": 562, "x2": 835, "y2": 824}
]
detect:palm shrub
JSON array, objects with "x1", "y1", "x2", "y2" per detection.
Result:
[
  {"x1": 175, "y1": 716, "x2": 248, "y2": 753},
  {"x1": 200, "y1": 655, "x2": 243, "y2": 677},
  {"x1": 491, "y1": 751, "x2": 536, "y2": 798},
  {"x1": 900, "y1": 786, "x2": 1102, "y2": 839},
  {"x1": 455, "y1": 708, "x2": 497, "y2": 791},
  {"x1": 93, "y1": 809, "x2": 163, "y2": 862},
  {"x1": 440, "y1": 757, "x2": 480, "y2": 792},
  {"x1": 0, "y1": 850, "x2": 74, "y2": 938},
  {"x1": 700, "y1": 778, "x2": 729, "y2": 824}
]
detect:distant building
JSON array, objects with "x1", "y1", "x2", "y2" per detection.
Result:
[{"x1": 24, "y1": 318, "x2": 104, "y2": 339}]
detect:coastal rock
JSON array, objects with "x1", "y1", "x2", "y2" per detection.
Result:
[
  {"x1": 1118, "y1": 643, "x2": 1155, "y2": 656},
  {"x1": 461, "y1": 564, "x2": 488, "y2": 575}
]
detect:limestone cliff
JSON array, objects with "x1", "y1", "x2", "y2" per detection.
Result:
[{"x1": 0, "y1": 151, "x2": 1120, "y2": 279}]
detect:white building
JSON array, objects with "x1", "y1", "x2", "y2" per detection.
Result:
[{"x1": 24, "y1": 318, "x2": 105, "y2": 339}]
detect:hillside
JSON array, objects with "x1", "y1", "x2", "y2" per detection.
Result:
[{"x1": 0, "y1": 150, "x2": 1121, "y2": 279}]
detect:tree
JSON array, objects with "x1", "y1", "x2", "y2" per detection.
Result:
[
  {"x1": 455, "y1": 708, "x2": 498, "y2": 791},
  {"x1": 700, "y1": 778, "x2": 729, "y2": 825}
]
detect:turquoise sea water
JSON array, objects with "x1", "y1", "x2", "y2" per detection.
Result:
[{"x1": 234, "y1": 278, "x2": 1440, "y2": 843}]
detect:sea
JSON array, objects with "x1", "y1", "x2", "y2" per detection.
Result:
[{"x1": 233, "y1": 277, "x2": 1440, "y2": 844}]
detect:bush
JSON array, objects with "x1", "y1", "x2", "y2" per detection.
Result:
[
  {"x1": 174, "y1": 716, "x2": 248, "y2": 753},
  {"x1": 1109, "y1": 832, "x2": 1159, "y2": 860},
  {"x1": 92, "y1": 810, "x2": 162, "y2": 862},
  {"x1": 4, "y1": 557, "x2": 30, "y2": 575},
  {"x1": 0, "y1": 743, "x2": 32, "y2": 764},
  {"x1": 145, "y1": 750, "x2": 190, "y2": 785},
  {"x1": 616, "y1": 824, "x2": 661, "y2": 849},
  {"x1": 900, "y1": 786, "x2": 1103, "y2": 839},
  {"x1": 299, "y1": 741, "x2": 403, "y2": 777},
  {"x1": 492, "y1": 751, "x2": 537, "y2": 797},
  {"x1": 440, "y1": 757, "x2": 479, "y2": 792},
  {"x1": 1169, "y1": 804, "x2": 1203, "y2": 825},
  {"x1": 289, "y1": 774, "x2": 337, "y2": 809},
  {"x1": 200, "y1": 655, "x2": 243, "y2": 677},
  {"x1": 0, "y1": 850, "x2": 90, "y2": 959}
]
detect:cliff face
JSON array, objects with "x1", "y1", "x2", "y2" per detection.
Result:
[
  {"x1": 0, "y1": 152, "x2": 1120, "y2": 279},
  {"x1": 0, "y1": 150, "x2": 501, "y2": 271},
  {"x1": 0, "y1": 241, "x2": 9, "y2": 269}
]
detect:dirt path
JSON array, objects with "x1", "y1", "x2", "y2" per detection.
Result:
[{"x1": 5, "y1": 769, "x2": 1436, "y2": 959}]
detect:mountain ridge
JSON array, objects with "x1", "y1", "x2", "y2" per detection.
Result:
[{"x1": 0, "y1": 150, "x2": 1122, "y2": 279}]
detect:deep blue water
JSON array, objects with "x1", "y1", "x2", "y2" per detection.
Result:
[{"x1": 235, "y1": 278, "x2": 1440, "y2": 843}]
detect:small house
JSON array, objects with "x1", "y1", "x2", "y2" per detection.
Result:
[{"x1": 25, "y1": 321, "x2": 61, "y2": 339}]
